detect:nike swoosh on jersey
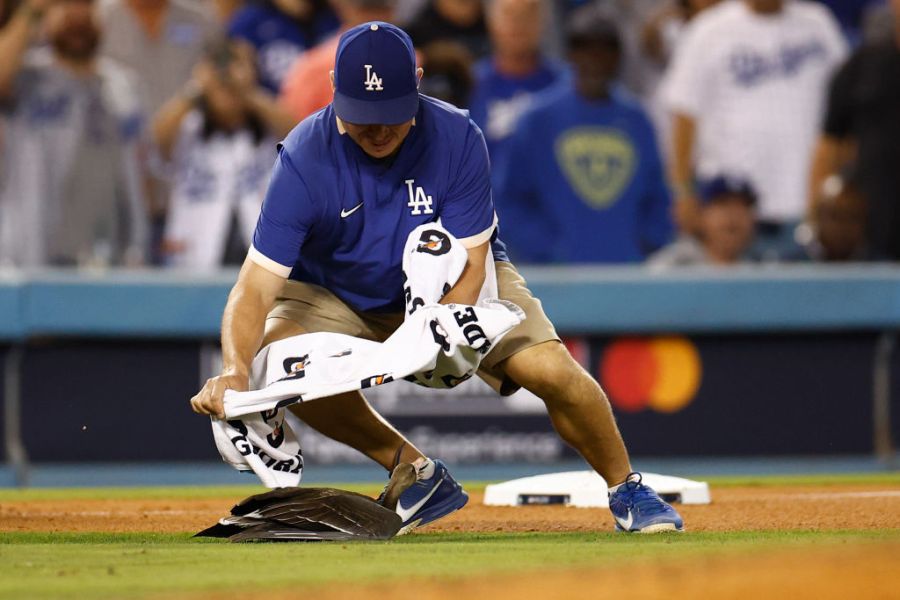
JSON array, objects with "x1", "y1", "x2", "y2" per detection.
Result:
[
  {"x1": 395, "y1": 479, "x2": 443, "y2": 523},
  {"x1": 615, "y1": 510, "x2": 634, "y2": 530},
  {"x1": 340, "y1": 202, "x2": 364, "y2": 218}
]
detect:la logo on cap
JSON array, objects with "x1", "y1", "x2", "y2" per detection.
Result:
[{"x1": 364, "y1": 65, "x2": 383, "y2": 91}]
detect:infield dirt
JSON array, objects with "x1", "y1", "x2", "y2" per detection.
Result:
[{"x1": 2, "y1": 482, "x2": 899, "y2": 533}]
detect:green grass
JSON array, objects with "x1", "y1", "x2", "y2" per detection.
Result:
[
  {"x1": 2, "y1": 530, "x2": 899, "y2": 600},
  {"x1": 2, "y1": 472, "x2": 900, "y2": 599}
]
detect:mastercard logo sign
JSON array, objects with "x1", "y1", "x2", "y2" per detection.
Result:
[{"x1": 599, "y1": 337, "x2": 702, "y2": 413}]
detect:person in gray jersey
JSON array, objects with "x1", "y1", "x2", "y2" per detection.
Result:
[
  {"x1": 98, "y1": 0, "x2": 214, "y2": 262},
  {"x1": 99, "y1": 0, "x2": 213, "y2": 116},
  {"x1": 0, "y1": 0, "x2": 146, "y2": 267}
]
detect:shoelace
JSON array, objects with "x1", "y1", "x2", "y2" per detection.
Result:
[{"x1": 615, "y1": 480, "x2": 669, "y2": 514}]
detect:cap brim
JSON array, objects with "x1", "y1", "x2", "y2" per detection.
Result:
[{"x1": 333, "y1": 90, "x2": 419, "y2": 125}]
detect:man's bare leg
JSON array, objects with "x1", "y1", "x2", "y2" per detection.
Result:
[
  {"x1": 261, "y1": 317, "x2": 425, "y2": 470},
  {"x1": 288, "y1": 393, "x2": 424, "y2": 470},
  {"x1": 498, "y1": 340, "x2": 632, "y2": 486}
]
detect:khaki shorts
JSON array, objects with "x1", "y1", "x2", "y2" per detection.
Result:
[{"x1": 267, "y1": 261, "x2": 560, "y2": 395}]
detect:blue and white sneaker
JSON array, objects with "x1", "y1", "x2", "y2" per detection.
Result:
[
  {"x1": 393, "y1": 459, "x2": 469, "y2": 534},
  {"x1": 608, "y1": 472, "x2": 684, "y2": 533}
]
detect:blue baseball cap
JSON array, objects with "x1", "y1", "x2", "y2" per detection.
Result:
[
  {"x1": 333, "y1": 22, "x2": 419, "y2": 125},
  {"x1": 698, "y1": 175, "x2": 757, "y2": 206}
]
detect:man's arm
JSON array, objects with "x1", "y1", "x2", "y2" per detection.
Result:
[
  {"x1": 0, "y1": 0, "x2": 47, "y2": 100},
  {"x1": 669, "y1": 111, "x2": 700, "y2": 233},
  {"x1": 808, "y1": 134, "x2": 856, "y2": 216},
  {"x1": 440, "y1": 241, "x2": 489, "y2": 306},
  {"x1": 808, "y1": 49, "x2": 858, "y2": 218},
  {"x1": 660, "y1": 18, "x2": 710, "y2": 236},
  {"x1": 190, "y1": 257, "x2": 286, "y2": 418},
  {"x1": 151, "y1": 72, "x2": 207, "y2": 161},
  {"x1": 228, "y1": 42, "x2": 297, "y2": 138}
]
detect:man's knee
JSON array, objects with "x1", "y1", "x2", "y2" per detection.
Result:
[{"x1": 501, "y1": 341, "x2": 598, "y2": 400}]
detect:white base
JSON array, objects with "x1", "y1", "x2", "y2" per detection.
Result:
[{"x1": 483, "y1": 471, "x2": 711, "y2": 508}]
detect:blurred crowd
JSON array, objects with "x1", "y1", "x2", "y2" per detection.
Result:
[{"x1": 0, "y1": 0, "x2": 896, "y2": 270}]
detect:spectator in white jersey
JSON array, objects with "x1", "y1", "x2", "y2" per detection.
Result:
[
  {"x1": 0, "y1": 0, "x2": 147, "y2": 268},
  {"x1": 151, "y1": 38, "x2": 295, "y2": 270},
  {"x1": 662, "y1": 0, "x2": 847, "y2": 253}
]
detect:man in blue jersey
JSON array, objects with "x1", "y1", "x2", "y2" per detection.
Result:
[
  {"x1": 468, "y1": 0, "x2": 568, "y2": 173},
  {"x1": 494, "y1": 7, "x2": 672, "y2": 264},
  {"x1": 191, "y1": 21, "x2": 684, "y2": 534}
]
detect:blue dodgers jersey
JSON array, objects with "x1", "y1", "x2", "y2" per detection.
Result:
[
  {"x1": 493, "y1": 85, "x2": 672, "y2": 264},
  {"x1": 468, "y1": 58, "x2": 569, "y2": 162},
  {"x1": 252, "y1": 95, "x2": 502, "y2": 313},
  {"x1": 227, "y1": 6, "x2": 313, "y2": 93}
]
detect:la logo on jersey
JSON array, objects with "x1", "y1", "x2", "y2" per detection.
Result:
[
  {"x1": 364, "y1": 65, "x2": 383, "y2": 91},
  {"x1": 406, "y1": 179, "x2": 434, "y2": 215}
]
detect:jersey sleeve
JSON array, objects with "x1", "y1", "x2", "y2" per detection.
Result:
[
  {"x1": 813, "y1": 4, "x2": 849, "y2": 69},
  {"x1": 439, "y1": 121, "x2": 497, "y2": 248},
  {"x1": 249, "y1": 146, "x2": 318, "y2": 276},
  {"x1": 661, "y1": 22, "x2": 713, "y2": 117}
]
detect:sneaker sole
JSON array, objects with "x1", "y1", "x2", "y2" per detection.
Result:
[
  {"x1": 397, "y1": 489, "x2": 469, "y2": 536},
  {"x1": 615, "y1": 522, "x2": 685, "y2": 534}
]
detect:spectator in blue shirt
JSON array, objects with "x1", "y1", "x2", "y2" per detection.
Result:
[
  {"x1": 468, "y1": 0, "x2": 568, "y2": 170},
  {"x1": 494, "y1": 6, "x2": 672, "y2": 264},
  {"x1": 227, "y1": 0, "x2": 338, "y2": 93}
]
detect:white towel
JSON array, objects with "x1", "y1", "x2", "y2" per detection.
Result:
[
  {"x1": 212, "y1": 223, "x2": 524, "y2": 486},
  {"x1": 211, "y1": 409, "x2": 304, "y2": 488}
]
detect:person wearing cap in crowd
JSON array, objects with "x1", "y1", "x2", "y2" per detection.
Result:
[
  {"x1": 191, "y1": 21, "x2": 685, "y2": 534},
  {"x1": 649, "y1": 175, "x2": 758, "y2": 267},
  {"x1": 493, "y1": 6, "x2": 672, "y2": 264}
]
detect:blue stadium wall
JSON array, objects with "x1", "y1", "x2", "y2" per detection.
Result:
[{"x1": 1, "y1": 266, "x2": 899, "y2": 464}]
